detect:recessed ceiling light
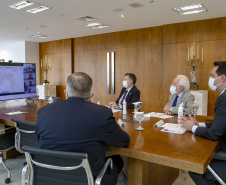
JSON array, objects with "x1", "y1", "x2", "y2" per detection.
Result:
[
  {"x1": 9, "y1": 1, "x2": 34, "y2": 10},
  {"x1": 173, "y1": 4, "x2": 207, "y2": 15},
  {"x1": 28, "y1": 33, "x2": 50, "y2": 38},
  {"x1": 121, "y1": 14, "x2": 125, "y2": 18},
  {"x1": 82, "y1": 22, "x2": 102, "y2": 27},
  {"x1": 179, "y1": 9, "x2": 207, "y2": 15},
  {"x1": 174, "y1": 4, "x2": 203, "y2": 11},
  {"x1": 92, "y1": 25, "x2": 110, "y2": 29},
  {"x1": 27, "y1": 6, "x2": 49, "y2": 13}
]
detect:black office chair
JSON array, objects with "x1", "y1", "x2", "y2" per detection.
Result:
[
  {"x1": 22, "y1": 146, "x2": 113, "y2": 185},
  {"x1": 0, "y1": 126, "x2": 15, "y2": 184},
  {"x1": 12, "y1": 118, "x2": 40, "y2": 185},
  {"x1": 207, "y1": 151, "x2": 226, "y2": 185},
  {"x1": 12, "y1": 118, "x2": 39, "y2": 154},
  {"x1": 45, "y1": 96, "x2": 61, "y2": 102}
]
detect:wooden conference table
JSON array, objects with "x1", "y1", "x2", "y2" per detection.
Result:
[{"x1": 0, "y1": 100, "x2": 219, "y2": 185}]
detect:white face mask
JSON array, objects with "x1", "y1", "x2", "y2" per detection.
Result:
[
  {"x1": 170, "y1": 85, "x2": 177, "y2": 94},
  {"x1": 208, "y1": 75, "x2": 222, "y2": 91},
  {"x1": 122, "y1": 80, "x2": 128, "y2": 88}
]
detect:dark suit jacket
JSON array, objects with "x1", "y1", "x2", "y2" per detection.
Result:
[
  {"x1": 195, "y1": 90, "x2": 226, "y2": 151},
  {"x1": 116, "y1": 86, "x2": 140, "y2": 109},
  {"x1": 36, "y1": 97, "x2": 130, "y2": 179}
]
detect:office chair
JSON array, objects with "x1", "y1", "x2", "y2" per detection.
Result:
[
  {"x1": 12, "y1": 118, "x2": 39, "y2": 154},
  {"x1": 207, "y1": 151, "x2": 226, "y2": 185},
  {"x1": 0, "y1": 126, "x2": 15, "y2": 184},
  {"x1": 12, "y1": 118, "x2": 40, "y2": 185},
  {"x1": 22, "y1": 146, "x2": 113, "y2": 185},
  {"x1": 45, "y1": 96, "x2": 61, "y2": 102}
]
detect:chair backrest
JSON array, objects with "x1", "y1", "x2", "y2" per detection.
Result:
[
  {"x1": 22, "y1": 146, "x2": 94, "y2": 185},
  {"x1": 12, "y1": 118, "x2": 39, "y2": 153},
  {"x1": 45, "y1": 96, "x2": 61, "y2": 102}
]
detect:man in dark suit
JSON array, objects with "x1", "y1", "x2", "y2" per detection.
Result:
[
  {"x1": 109, "y1": 73, "x2": 140, "y2": 109},
  {"x1": 36, "y1": 72, "x2": 130, "y2": 185},
  {"x1": 181, "y1": 61, "x2": 226, "y2": 185}
]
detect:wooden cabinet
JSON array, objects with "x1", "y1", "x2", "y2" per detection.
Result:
[{"x1": 36, "y1": 85, "x2": 56, "y2": 99}]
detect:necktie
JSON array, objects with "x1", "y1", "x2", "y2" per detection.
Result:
[
  {"x1": 120, "y1": 90, "x2": 128, "y2": 105},
  {"x1": 172, "y1": 95, "x2": 179, "y2": 107}
]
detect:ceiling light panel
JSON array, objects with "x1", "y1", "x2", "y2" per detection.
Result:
[
  {"x1": 173, "y1": 4, "x2": 207, "y2": 15},
  {"x1": 179, "y1": 9, "x2": 207, "y2": 15},
  {"x1": 9, "y1": 1, "x2": 34, "y2": 10},
  {"x1": 27, "y1": 6, "x2": 49, "y2": 13},
  {"x1": 174, "y1": 4, "x2": 203, "y2": 11},
  {"x1": 92, "y1": 25, "x2": 110, "y2": 29},
  {"x1": 82, "y1": 22, "x2": 102, "y2": 27}
]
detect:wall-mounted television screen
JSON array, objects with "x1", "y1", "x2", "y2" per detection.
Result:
[{"x1": 0, "y1": 62, "x2": 37, "y2": 101}]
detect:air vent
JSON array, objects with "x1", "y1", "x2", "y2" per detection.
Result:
[
  {"x1": 76, "y1": 16, "x2": 97, "y2": 22},
  {"x1": 129, "y1": 3, "x2": 143, "y2": 8},
  {"x1": 112, "y1": 7, "x2": 124, "y2": 12}
]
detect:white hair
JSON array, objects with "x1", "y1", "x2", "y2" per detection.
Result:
[{"x1": 177, "y1": 75, "x2": 190, "y2": 91}]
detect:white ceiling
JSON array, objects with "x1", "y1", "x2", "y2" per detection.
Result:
[{"x1": 0, "y1": 0, "x2": 226, "y2": 44}]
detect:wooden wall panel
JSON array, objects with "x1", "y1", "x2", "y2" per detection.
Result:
[
  {"x1": 163, "y1": 17, "x2": 226, "y2": 45},
  {"x1": 40, "y1": 17, "x2": 226, "y2": 116},
  {"x1": 39, "y1": 39, "x2": 72, "y2": 100}
]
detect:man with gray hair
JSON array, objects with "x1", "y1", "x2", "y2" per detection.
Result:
[
  {"x1": 36, "y1": 72, "x2": 130, "y2": 185},
  {"x1": 163, "y1": 75, "x2": 195, "y2": 115}
]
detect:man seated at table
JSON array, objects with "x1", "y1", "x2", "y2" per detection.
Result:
[
  {"x1": 163, "y1": 75, "x2": 195, "y2": 115},
  {"x1": 36, "y1": 72, "x2": 130, "y2": 185},
  {"x1": 109, "y1": 73, "x2": 140, "y2": 109},
  {"x1": 181, "y1": 61, "x2": 226, "y2": 185}
]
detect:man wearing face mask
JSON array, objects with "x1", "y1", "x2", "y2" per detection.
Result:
[
  {"x1": 109, "y1": 73, "x2": 140, "y2": 109},
  {"x1": 163, "y1": 75, "x2": 195, "y2": 115},
  {"x1": 180, "y1": 61, "x2": 226, "y2": 185}
]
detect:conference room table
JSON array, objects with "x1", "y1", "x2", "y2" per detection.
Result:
[{"x1": 0, "y1": 99, "x2": 219, "y2": 185}]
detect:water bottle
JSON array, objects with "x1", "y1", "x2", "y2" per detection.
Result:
[
  {"x1": 178, "y1": 102, "x2": 184, "y2": 121},
  {"x1": 134, "y1": 104, "x2": 138, "y2": 113},
  {"x1": 123, "y1": 99, "x2": 127, "y2": 115}
]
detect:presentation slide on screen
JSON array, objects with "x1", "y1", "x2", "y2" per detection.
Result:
[{"x1": 0, "y1": 66, "x2": 24, "y2": 94}]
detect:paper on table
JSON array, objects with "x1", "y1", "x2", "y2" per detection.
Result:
[
  {"x1": 5, "y1": 111, "x2": 28, "y2": 115},
  {"x1": 118, "y1": 119, "x2": 125, "y2": 127},
  {"x1": 157, "y1": 115, "x2": 174, "y2": 119},
  {"x1": 160, "y1": 123, "x2": 186, "y2": 134},
  {"x1": 112, "y1": 109, "x2": 122, "y2": 113}
]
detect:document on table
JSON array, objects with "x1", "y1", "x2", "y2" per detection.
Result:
[
  {"x1": 5, "y1": 111, "x2": 28, "y2": 115},
  {"x1": 144, "y1": 112, "x2": 174, "y2": 119},
  {"x1": 160, "y1": 123, "x2": 186, "y2": 134},
  {"x1": 112, "y1": 109, "x2": 122, "y2": 113}
]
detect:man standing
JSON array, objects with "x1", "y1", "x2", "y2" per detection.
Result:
[
  {"x1": 181, "y1": 61, "x2": 226, "y2": 185},
  {"x1": 36, "y1": 72, "x2": 130, "y2": 185},
  {"x1": 109, "y1": 73, "x2": 140, "y2": 109},
  {"x1": 164, "y1": 75, "x2": 195, "y2": 115}
]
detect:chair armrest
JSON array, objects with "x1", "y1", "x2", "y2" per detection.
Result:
[
  {"x1": 213, "y1": 151, "x2": 226, "y2": 161},
  {"x1": 95, "y1": 158, "x2": 113, "y2": 185},
  {"x1": 0, "y1": 126, "x2": 14, "y2": 133}
]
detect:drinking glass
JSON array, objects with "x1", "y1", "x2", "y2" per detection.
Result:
[
  {"x1": 135, "y1": 112, "x2": 145, "y2": 130},
  {"x1": 191, "y1": 103, "x2": 199, "y2": 118}
]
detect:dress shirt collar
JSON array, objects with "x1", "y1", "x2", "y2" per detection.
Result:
[
  {"x1": 126, "y1": 86, "x2": 133, "y2": 93},
  {"x1": 220, "y1": 88, "x2": 226, "y2": 95}
]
